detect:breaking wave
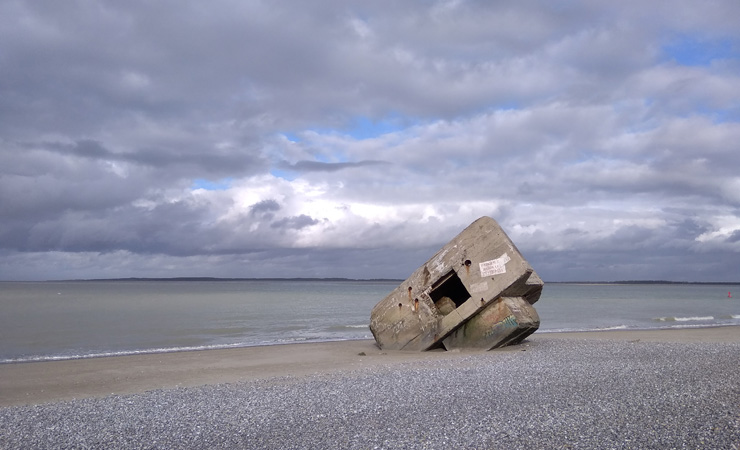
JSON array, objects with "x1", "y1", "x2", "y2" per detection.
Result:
[
  {"x1": 654, "y1": 316, "x2": 715, "y2": 322},
  {"x1": 0, "y1": 336, "x2": 367, "y2": 364}
]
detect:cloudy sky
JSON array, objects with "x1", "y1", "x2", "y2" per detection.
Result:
[{"x1": 1, "y1": 1, "x2": 739, "y2": 282}]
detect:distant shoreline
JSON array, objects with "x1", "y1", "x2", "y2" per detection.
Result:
[
  {"x1": 25, "y1": 277, "x2": 740, "y2": 285},
  {"x1": 41, "y1": 277, "x2": 405, "y2": 283}
]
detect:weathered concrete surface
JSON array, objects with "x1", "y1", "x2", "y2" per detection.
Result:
[
  {"x1": 369, "y1": 216, "x2": 543, "y2": 351},
  {"x1": 442, "y1": 296, "x2": 540, "y2": 350}
]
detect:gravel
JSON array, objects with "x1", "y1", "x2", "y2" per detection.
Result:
[{"x1": 1, "y1": 339, "x2": 738, "y2": 449}]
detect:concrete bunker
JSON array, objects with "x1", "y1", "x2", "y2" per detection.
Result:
[{"x1": 369, "y1": 216, "x2": 543, "y2": 351}]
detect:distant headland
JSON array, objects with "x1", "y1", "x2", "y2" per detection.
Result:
[{"x1": 57, "y1": 277, "x2": 405, "y2": 282}]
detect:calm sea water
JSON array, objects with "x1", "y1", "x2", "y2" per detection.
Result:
[{"x1": 0, "y1": 280, "x2": 738, "y2": 363}]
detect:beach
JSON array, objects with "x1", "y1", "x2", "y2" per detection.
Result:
[{"x1": 1, "y1": 326, "x2": 739, "y2": 448}]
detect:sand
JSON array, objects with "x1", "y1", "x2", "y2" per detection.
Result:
[
  {"x1": 1, "y1": 326, "x2": 738, "y2": 408},
  {"x1": 1, "y1": 326, "x2": 738, "y2": 449},
  {"x1": 0, "y1": 340, "x2": 449, "y2": 407}
]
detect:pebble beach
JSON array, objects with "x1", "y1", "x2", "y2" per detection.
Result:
[{"x1": 1, "y1": 327, "x2": 739, "y2": 449}]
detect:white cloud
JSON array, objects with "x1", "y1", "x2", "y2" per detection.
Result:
[{"x1": 695, "y1": 215, "x2": 740, "y2": 245}]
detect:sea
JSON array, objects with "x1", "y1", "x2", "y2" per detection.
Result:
[{"x1": 1, "y1": 280, "x2": 738, "y2": 363}]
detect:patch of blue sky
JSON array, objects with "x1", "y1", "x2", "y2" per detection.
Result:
[
  {"x1": 691, "y1": 105, "x2": 740, "y2": 124},
  {"x1": 344, "y1": 115, "x2": 411, "y2": 140},
  {"x1": 281, "y1": 132, "x2": 302, "y2": 143},
  {"x1": 662, "y1": 34, "x2": 737, "y2": 66},
  {"x1": 278, "y1": 113, "x2": 419, "y2": 147},
  {"x1": 192, "y1": 178, "x2": 233, "y2": 190},
  {"x1": 270, "y1": 168, "x2": 297, "y2": 181},
  {"x1": 272, "y1": 113, "x2": 419, "y2": 178},
  {"x1": 305, "y1": 113, "x2": 416, "y2": 140}
]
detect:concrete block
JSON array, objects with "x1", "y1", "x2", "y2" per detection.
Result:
[{"x1": 369, "y1": 216, "x2": 543, "y2": 351}]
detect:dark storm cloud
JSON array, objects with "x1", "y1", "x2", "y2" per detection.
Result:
[
  {"x1": 279, "y1": 160, "x2": 388, "y2": 173},
  {"x1": 271, "y1": 215, "x2": 320, "y2": 231},
  {"x1": 250, "y1": 200, "x2": 281, "y2": 216},
  {"x1": 38, "y1": 139, "x2": 265, "y2": 174},
  {"x1": 727, "y1": 230, "x2": 740, "y2": 243}
]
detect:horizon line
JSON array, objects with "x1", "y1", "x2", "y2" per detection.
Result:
[{"x1": 4, "y1": 277, "x2": 738, "y2": 285}]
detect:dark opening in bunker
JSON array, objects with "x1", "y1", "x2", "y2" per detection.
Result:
[{"x1": 429, "y1": 270, "x2": 471, "y2": 312}]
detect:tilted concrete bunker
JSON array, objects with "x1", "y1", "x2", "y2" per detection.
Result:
[{"x1": 369, "y1": 216, "x2": 543, "y2": 351}]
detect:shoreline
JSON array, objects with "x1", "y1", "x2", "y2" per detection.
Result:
[
  {"x1": 1, "y1": 325, "x2": 738, "y2": 408},
  {"x1": 4, "y1": 322, "x2": 738, "y2": 365},
  {"x1": 533, "y1": 323, "x2": 740, "y2": 342}
]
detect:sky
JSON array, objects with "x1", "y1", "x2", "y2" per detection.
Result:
[{"x1": 1, "y1": 1, "x2": 739, "y2": 282}]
